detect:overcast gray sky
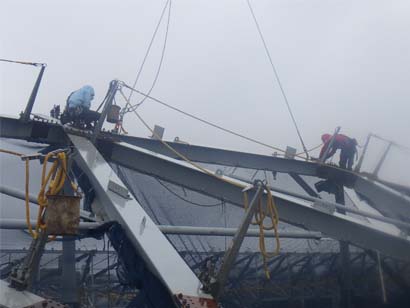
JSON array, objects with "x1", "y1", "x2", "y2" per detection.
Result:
[{"x1": 1, "y1": 0, "x2": 409, "y2": 183}]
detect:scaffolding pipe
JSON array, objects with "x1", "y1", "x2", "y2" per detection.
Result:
[
  {"x1": 3, "y1": 180, "x2": 410, "y2": 230},
  {"x1": 158, "y1": 225, "x2": 323, "y2": 239},
  {"x1": 0, "y1": 219, "x2": 100, "y2": 230},
  {"x1": 0, "y1": 185, "x2": 97, "y2": 222},
  {"x1": 3, "y1": 180, "x2": 410, "y2": 229},
  {"x1": 0, "y1": 219, "x2": 324, "y2": 239}
]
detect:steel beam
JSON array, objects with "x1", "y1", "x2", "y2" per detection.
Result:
[
  {"x1": 1, "y1": 116, "x2": 410, "y2": 239},
  {"x1": 289, "y1": 173, "x2": 320, "y2": 198},
  {"x1": 68, "y1": 134, "x2": 214, "y2": 303},
  {"x1": 61, "y1": 237, "x2": 78, "y2": 306},
  {"x1": 335, "y1": 185, "x2": 352, "y2": 308},
  {"x1": 116, "y1": 134, "x2": 319, "y2": 175},
  {"x1": 116, "y1": 135, "x2": 410, "y2": 223},
  {"x1": 98, "y1": 141, "x2": 410, "y2": 260},
  {"x1": 212, "y1": 184, "x2": 263, "y2": 298},
  {"x1": 354, "y1": 177, "x2": 410, "y2": 224},
  {"x1": 21, "y1": 64, "x2": 46, "y2": 122},
  {"x1": 0, "y1": 279, "x2": 66, "y2": 308},
  {"x1": 227, "y1": 174, "x2": 410, "y2": 230},
  {"x1": 0, "y1": 115, "x2": 67, "y2": 144},
  {"x1": 2, "y1": 114, "x2": 409, "y2": 226},
  {"x1": 92, "y1": 80, "x2": 118, "y2": 142}
]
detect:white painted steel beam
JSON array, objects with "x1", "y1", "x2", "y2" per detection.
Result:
[
  {"x1": 0, "y1": 279, "x2": 65, "y2": 308},
  {"x1": 68, "y1": 134, "x2": 214, "y2": 303}
]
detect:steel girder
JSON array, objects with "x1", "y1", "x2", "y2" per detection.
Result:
[
  {"x1": 68, "y1": 134, "x2": 214, "y2": 304},
  {"x1": 117, "y1": 135, "x2": 319, "y2": 175},
  {"x1": 1, "y1": 115, "x2": 409, "y2": 225},
  {"x1": 0, "y1": 115, "x2": 67, "y2": 144},
  {"x1": 117, "y1": 135, "x2": 410, "y2": 224},
  {"x1": 1, "y1": 116, "x2": 410, "y2": 231},
  {"x1": 96, "y1": 140, "x2": 410, "y2": 261}
]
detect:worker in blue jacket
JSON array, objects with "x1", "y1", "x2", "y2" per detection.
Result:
[{"x1": 61, "y1": 85, "x2": 100, "y2": 128}]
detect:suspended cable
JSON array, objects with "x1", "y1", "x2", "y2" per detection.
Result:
[
  {"x1": 121, "y1": 84, "x2": 289, "y2": 155},
  {"x1": 126, "y1": 0, "x2": 172, "y2": 112},
  {"x1": 0, "y1": 58, "x2": 44, "y2": 67},
  {"x1": 123, "y1": 0, "x2": 171, "y2": 114},
  {"x1": 245, "y1": 0, "x2": 309, "y2": 159}
]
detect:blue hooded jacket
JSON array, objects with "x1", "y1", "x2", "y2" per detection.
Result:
[{"x1": 67, "y1": 85, "x2": 95, "y2": 109}]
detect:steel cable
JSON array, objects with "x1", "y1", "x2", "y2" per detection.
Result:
[{"x1": 245, "y1": 0, "x2": 309, "y2": 159}]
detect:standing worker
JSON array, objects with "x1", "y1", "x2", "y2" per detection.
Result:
[
  {"x1": 61, "y1": 85, "x2": 100, "y2": 128},
  {"x1": 319, "y1": 133, "x2": 358, "y2": 170}
]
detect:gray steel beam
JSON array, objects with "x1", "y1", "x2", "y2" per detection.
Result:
[
  {"x1": 213, "y1": 184, "x2": 263, "y2": 298},
  {"x1": 354, "y1": 177, "x2": 410, "y2": 224},
  {"x1": 373, "y1": 142, "x2": 392, "y2": 177},
  {"x1": 1, "y1": 115, "x2": 410, "y2": 232},
  {"x1": 61, "y1": 237, "x2": 78, "y2": 306},
  {"x1": 289, "y1": 173, "x2": 320, "y2": 198},
  {"x1": 0, "y1": 115, "x2": 67, "y2": 144},
  {"x1": 21, "y1": 64, "x2": 46, "y2": 122},
  {"x1": 98, "y1": 141, "x2": 410, "y2": 261},
  {"x1": 92, "y1": 80, "x2": 119, "y2": 142},
  {"x1": 116, "y1": 135, "x2": 410, "y2": 224},
  {"x1": 116, "y1": 134, "x2": 319, "y2": 176},
  {"x1": 335, "y1": 185, "x2": 352, "y2": 308}
]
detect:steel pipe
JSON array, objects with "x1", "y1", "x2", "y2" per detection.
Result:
[
  {"x1": 0, "y1": 219, "x2": 100, "y2": 230},
  {"x1": 0, "y1": 219, "x2": 323, "y2": 239},
  {"x1": 0, "y1": 185, "x2": 97, "y2": 222},
  {"x1": 158, "y1": 225, "x2": 323, "y2": 239}
]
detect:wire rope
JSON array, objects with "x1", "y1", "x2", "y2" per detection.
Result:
[
  {"x1": 245, "y1": 0, "x2": 309, "y2": 159},
  {"x1": 126, "y1": 0, "x2": 172, "y2": 112},
  {"x1": 123, "y1": 0, "x2": 171, "y2": 114},
  {"x1": 0, "y1": 58, "x2": 44, "y2": 67},
  {"x1": 122, "y1": 83, "x2": 289, "y2": 155}
]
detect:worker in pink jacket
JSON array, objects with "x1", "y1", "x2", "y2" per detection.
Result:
[{"x1": 319, "y1": 134, "x2": 358, "y2": 170}]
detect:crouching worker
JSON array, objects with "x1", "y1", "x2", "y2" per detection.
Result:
[
  {"x1": 319, "y1": 133, "x2": 358, "y2": 170},
  {"x1": 61, "y1": 85, "x2": 100, "y2": 129}
]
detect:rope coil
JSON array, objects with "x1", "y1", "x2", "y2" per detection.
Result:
[
  {"x1": 1, "y1": 149, "x2": 78, "y2": 239},
  {"x1": 244, "y1": 184, "x2": 280, "y2": 279}
]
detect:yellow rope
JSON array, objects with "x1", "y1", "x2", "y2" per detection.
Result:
[
  {"x1": 36, "y1": 152, "x2": 67, "y2": 239},
  {"x1": 244, "y1": 185, "x2": 281, "y2": 279},
  {"x1": 0, "y1": 149, "x2": 38, "y2": 237},
  {"x1": 1, "y1": 149, "x2": 76, "y2": 239}
]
